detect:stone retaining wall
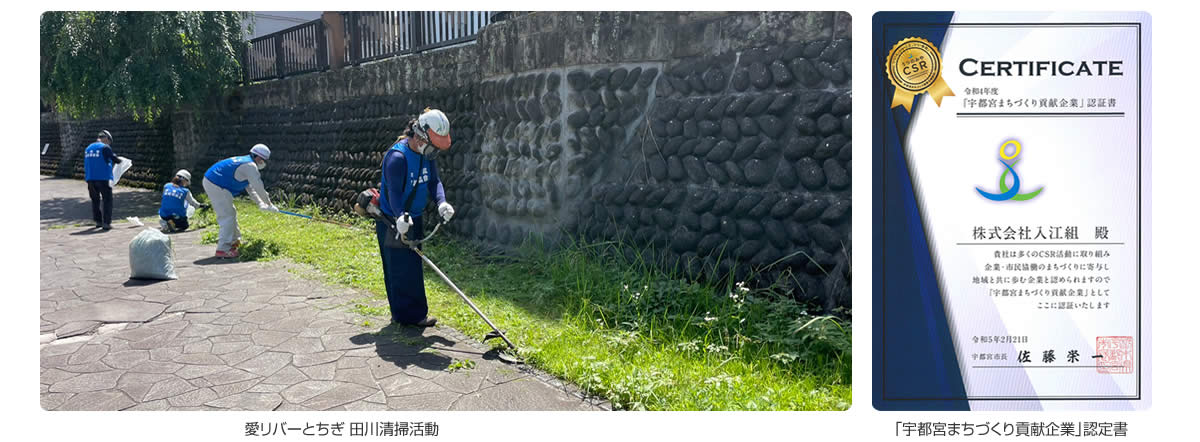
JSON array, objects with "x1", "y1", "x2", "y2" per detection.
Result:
[
  {"x1": 40, "y1": 114, "x2": 175, "y2": 189},
  {"x1": 39, "y1": 11, "x2": 851, "y2": 309}
]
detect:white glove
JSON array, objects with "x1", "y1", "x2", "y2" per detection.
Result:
[
  {"x1": 438, "y1": 202, "x2": 455, "y2": 222},
  {"x1": 260, "y1": 204, "x2": 279, "y2": 212},
  {"x1": 395, "y1": 214, "x2": 412, "y2": 236}
]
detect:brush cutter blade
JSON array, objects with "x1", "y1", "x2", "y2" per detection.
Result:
[
  {"x1": 484, "y1": 347, "x2": 523, "y2": 365},
  {"x1": 483, "y1": 330, "x2": 504, "y2": 342},
  {"x1": 497, "y1": 351, "x2": 522, "y2": 364}
]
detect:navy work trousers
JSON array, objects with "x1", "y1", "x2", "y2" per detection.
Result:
[
  {"x1": 86, "y1": 180, "x2": 113, "y2": 225},
  {"x1": 160, "y1": 214, "x2": 190, "y2": 231},
  {"x1": 375, "y1": 216, "x2": 428, "y2": 324}
]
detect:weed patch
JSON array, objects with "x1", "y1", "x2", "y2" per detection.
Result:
[{"x1": 201, "y1": 199, "x2": 851, "y2": 410}]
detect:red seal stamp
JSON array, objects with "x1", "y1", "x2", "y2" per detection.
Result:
[{"x1": 1096, "y1": 336, "x2": 1134, "y2": 374}]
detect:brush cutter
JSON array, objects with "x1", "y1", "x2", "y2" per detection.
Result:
[
  {"x1": 282, "y1": 206, "x2": 522, "y2": 363},
  {"x1": 396, "y1": 216, "x2": 522, "y2": 364},
  {"x1": 278, "y1": 209, "x2": 356, "y2": 228}
]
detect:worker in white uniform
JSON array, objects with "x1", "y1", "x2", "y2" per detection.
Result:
[{"x1": 202, "y1": 144, "x2": 278, "y2": 258}]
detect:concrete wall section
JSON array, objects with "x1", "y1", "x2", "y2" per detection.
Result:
[
  {"x1": 478, "y1": 12, "x2": 849, "y2": 77},
  {"x1": 236, "y1": 45, "x2": 479, "y2": 108}
]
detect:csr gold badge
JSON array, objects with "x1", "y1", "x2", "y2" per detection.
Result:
[{"x1": 886, "y1": 37, "x2": 955, "y2": 111}]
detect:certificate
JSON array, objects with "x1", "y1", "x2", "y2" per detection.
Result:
[{"x1": 872, "y1": 12, "x2": 1151, "y2": 411}]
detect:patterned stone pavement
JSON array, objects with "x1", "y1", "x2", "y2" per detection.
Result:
[{"x1": 40, "y1": 177, "x2": 607, "y2": 411}]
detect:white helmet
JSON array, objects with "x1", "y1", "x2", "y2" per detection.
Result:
[
  {"x1": 175, "y1": 169, "x2": 192, "y2": 182},
  {"x1": 415, "y1": 109, "x2": 452, "y2": 150},
  {"x1": 250, "y1": 143, "x2": 271, "y2": 160}
]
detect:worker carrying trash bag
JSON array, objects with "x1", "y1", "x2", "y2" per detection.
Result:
[
  {"x1": 83, "y1": 130, "x2": 128, "y2": 230},
  {"x1": 202, "y1": 144, "x2": 278, "y2": 258},
  {"x1": 371, "y1": 108, "x2": 456, "y2": 327},
  {"x1": 158, "y1": 169, "x2": 206, "y2": 233}
]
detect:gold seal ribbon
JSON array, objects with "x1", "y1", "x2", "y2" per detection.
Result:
[{"x1": 886, "y1": 37, "x2": 955, "y2": 111}]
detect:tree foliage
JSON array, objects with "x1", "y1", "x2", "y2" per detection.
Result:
[{"x1": 41, "y1": 11, "x2": 249, "y2": 122}]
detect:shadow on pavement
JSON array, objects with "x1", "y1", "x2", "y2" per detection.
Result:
[
  {"x1": 193, "y1": 257, "x2": 240, "y2": 266},
  {"x1": 122, "y1": 279, "x2": 170, "y2": 287},
  {"x1": 482, "y1": 348, "x2": 523, "y2": 365},
  {"x1": 40, "y1": 193, "x2": 163, "y2": 228},
  {"x1": 68, "y1": 227, "x2": 107, "y2": 236},
  {"x1": 351, "y1": 327, "x2": 455, "y2": 372},
  {"x1": 40, "y1": 176, "x2": 164, "y2": 230}
]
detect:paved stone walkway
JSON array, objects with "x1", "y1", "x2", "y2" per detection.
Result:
[
  {"x1": 39, "y1": 176, "x2": 164, "y2": 230},
  {"x1": 40, "y1": 176, "x2": 606, "y2": 411}
]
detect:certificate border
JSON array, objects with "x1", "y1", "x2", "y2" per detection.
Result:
[{"x1": 879, "y1": 21, "x2": 1144, "y2": 401}]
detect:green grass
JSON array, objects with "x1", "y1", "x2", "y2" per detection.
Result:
[
  {"x1": 196, "y1": 199, "x2": 851, "y2": 410},
  {"x1": 447, "y1": 358, "x2": 478, "y2": 373}
]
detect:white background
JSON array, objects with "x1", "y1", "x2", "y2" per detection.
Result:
[{"x1": 8, "y1": 1, "x2": 1198, "y2": 441}]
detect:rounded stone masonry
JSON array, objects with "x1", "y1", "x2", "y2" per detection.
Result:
[
  {"x1": 770, "y1": 60, "x2": 793, "y2": 87},
  {"x1": 713, "y1": 118, "x2": 736, "y2": 142},
  {"x1": 746, "y1": 95, "x2": 773, "y2": 116},
  {"x1": 797, "y1": 157, "x2": 826, "y2": 190},
  {"x1": 808, "y1": 223, "x2": 842, "y2": 252},
  {"x1": 622, "y1": 67, "x2": 642, "y2": 90},
  {"x1": 567, "y1": 70, "x2": 589, "y2": 90},
  {"x1": 748, "y1": 62, "x2": 771, "y2": 89},
  {"x1": 820, "y1": 198, "x2": 851, "y2": 224},
  {"x1": 703, "y1": 67, "x2": 727, "y2": 92},
  {"x1": 733, "y1": 136, "x2": 759, "y2": 159},
  {"x1": 743, "y1": 159, "x2": 775, "y2": 186},
  {"x1": 824, "y1": 159, "x2": 850, "y2": 190},
  {"x1": 817, "y1": 114, "x2": 841, "y2": 135},
  {"x1": 608, "y1": 68, "x2": 628, "y2": 89},
  {"x1": 832, "y1": 92, "x2": 851, "y2": 116},
  {"x1": 776, "y1": 161, "x2": 798, "y2": 189},
  {"x1": 123, "y1": 32, "x2": 853, "y2": 311},
  {"x1": 814, "y1": 134, "x2": 847, "y2": 160},
  {"x1": 727, "y1": 95, "x2": 752, "y2": 116},
  {"x1": 800, "y1": 93, "x2": 836, "y2": 119}
]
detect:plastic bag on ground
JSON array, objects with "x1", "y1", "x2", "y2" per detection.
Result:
[
  {"x1": 129, "y1": 228, "x2": 178, "y2": 280},
  {"x1": 110, "y1": 156, "x2": 132, "y2": 187}
]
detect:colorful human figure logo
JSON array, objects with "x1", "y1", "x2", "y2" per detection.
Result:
[{"x1": 976, "y1": 140, "x2": 1044, "y2": 201}]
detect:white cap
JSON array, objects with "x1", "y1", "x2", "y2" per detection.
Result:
[
  {"x1": 175, "y1": 169, "x2": 191, "y2": 181},
  {"x1": 250, "y1": 143, "x2": 271, "y2": 160}
]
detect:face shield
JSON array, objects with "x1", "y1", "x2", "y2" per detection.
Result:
[{"x1": 412, "y1": 123, "x2": 450, "y2": 160}]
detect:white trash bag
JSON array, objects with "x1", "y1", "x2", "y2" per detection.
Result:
[
  {"x1": 129, "y1": 228, "x2": 178, "y2": 280},
  {"x1": 110, "y1": 156, "x2": 132, "y2": 188}
]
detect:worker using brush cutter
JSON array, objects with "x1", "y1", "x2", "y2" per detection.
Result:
[
  {"x1": 353, "y1": 110, "x2": 519, "y2": 358},
  {"x1": 369, "y1": 108, "x2": 455, "y2": 327},
  {"x1": 202, "y1": 144, "x2": 278, "y2": 258},
  {"x1": 158, "y1": 169, "x2": 206, "y2": 232}
]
